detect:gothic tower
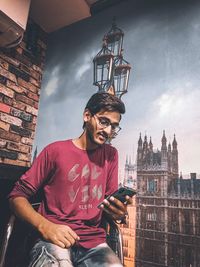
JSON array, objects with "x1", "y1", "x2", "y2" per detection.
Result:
[
  {"x1": 149, "y1": 137, "x2": 153, "y2": 166},
  {"x1": 161, "y1": 130, "x2": 168, "y2": 170},
  {"x1": 137, "y1": 133, "x2": 143, "y2": 170},
  {"x1": 172, "y1": 135, "x2": 179, "y2": 177},
  {"x1": 167, "y1": 142, "x2": 172, "y2": 173}
]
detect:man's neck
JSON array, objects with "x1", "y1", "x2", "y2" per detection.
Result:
[{"x1": 72, "y1": 131, "x2": 99, "y2": 151}]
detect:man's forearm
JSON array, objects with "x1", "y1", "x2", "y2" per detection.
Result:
[
  {"x1": 9, "y1": 197, "x2": 80, "y2": 248},
  {"x1": 9, "y1": 197, "x2": 49, "y2": 232}
]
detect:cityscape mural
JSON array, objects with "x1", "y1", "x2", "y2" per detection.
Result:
[{"x1": 34, "y1": 0, "x2": 200, "y2": 266}]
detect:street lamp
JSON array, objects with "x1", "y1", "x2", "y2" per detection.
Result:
[{"x1": 93, "y1": 20, "x2": 131, "y2": 98}]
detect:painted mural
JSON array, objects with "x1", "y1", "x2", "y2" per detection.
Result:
[{"x1": 35, "y1": 0, "x2": 200, "y2": 266}]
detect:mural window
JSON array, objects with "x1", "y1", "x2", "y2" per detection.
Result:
[
  {"x1": 123, "y1": 247, "x2": 128, "y2": 257},
  {"x1": 147, "y1": 179, "x2": 158, "y2": 193},
  {"x1": 185, "y1": 248, "x2": 192, "y2": 267},
  {"x1": 169, "y1": 210, "x2": 179, "y2": 233},
  {"x1": 184, "y1": 211, "x2": 192, "y2": 235},
  {"x1": 146, "y1": 211, "x2": 157, "y2": 221},
  {"x1": 124, "y1": 239, "x2": 128, "y2": 248},
  {"x1": 195, "y1": 213, "x2": 200, "y2": 235},
  {"x1": 168, "y1": 245, "x2": 180, "y2": 266},
  {"x1": 158, "y1": 222, "x2": 165, "y2": 231}
]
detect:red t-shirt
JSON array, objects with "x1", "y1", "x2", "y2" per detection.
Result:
[{"x1": 9, "y1": 139, "x2": 118, "y2": 248}]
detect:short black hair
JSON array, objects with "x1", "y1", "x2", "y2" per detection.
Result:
[
  {"x1": 85, "y1": 92, "x2": 125, "y2": 115},
  {"x1": 83, "y1": 92, "x2": 125, "y2": 128}
]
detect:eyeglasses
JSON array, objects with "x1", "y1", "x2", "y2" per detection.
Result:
[{"x1": 93, "y1": 115, "x2": 121, "y2": 134}]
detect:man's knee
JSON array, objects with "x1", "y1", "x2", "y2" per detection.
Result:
[
  {"x1": 76, "y1": 245, "x2": 123, "y2": 267},
  {"x1": 29, "y1": 240, "x2": 73, "y2": 267}
]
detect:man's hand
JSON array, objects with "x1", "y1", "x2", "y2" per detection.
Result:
[
  {"x1": 38, "y1": 220, "x2": 80, "y2": 248},
  {"x1": 99, "y1": 195, "x2": 133, "y2": 222}
]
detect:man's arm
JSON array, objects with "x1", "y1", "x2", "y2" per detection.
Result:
[{"x1": 9, "y1": 196, "x2": 80, "y2": 248}]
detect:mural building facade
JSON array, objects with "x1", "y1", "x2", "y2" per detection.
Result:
[{"x1": 135, "y1": 132, "x2": 200, "y2": 267}]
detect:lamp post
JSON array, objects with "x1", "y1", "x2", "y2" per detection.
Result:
[{"x1": 93, "y1": 19, "x2": 131, "y2": 98}]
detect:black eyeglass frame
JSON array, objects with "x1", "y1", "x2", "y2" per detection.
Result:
[{"x1": 93, "y1": 114, "x2": 121, "y2": 134}]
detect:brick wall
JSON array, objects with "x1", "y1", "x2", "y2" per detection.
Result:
[
  {"x1": 0, "y1": 20, "x2": 48, "y2": 242},
  {"x1": 0, "y1": 20, "x2": 47, "y2": 168}
]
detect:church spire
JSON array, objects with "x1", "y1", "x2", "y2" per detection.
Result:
[
  {"x1": 168, "y1": 142, "x2": 171, "y2": 152},
  {"x1": 149, "y1": 137, "x2": 153, "y2": 151},
  {"x1": 172, "y1": 134, "x2": 177, "y2": 150},
  {"x1": 32, "y1": 146, "x2": 37, "y2": 163},
  {"x1": 143, "y1": 134, "x2": 148, "y2": 150},
  {"x1": 161, "y1": 131, "x2": 167, "y2": 170},
  {"x1": 138, "y1": 133, "x2": 142, "y2": 147},
  {"x1": 137, "y1": 133, "x2": 143, "y2": 170},
  {"x1": 126, "y1": 154, "x2": 128, "y2": 164},
  {"x1": 172, "y1": 134, "x2": 179, "y2": 177},
  {"x1": 161, "y1": 130, "x2": 167, "y2": 149},
  {"x1": 129, "y1": 156, "x2": 131, "y2": 165}
]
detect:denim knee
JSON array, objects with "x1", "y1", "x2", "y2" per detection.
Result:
[{"x1": 28, "y1": 240, "x2": 73, "y2": 267}]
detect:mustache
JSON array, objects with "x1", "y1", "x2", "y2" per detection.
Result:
[{"x1": 97, "y1": 131, "x2": 109, "y2": 139}]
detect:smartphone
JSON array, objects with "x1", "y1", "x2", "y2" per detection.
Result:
[{"x1": 98, "y1": 186, "x2": 136, "y2": 208}]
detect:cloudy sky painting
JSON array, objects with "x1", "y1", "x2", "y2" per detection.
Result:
[{"x1": 34, "y1": 0, "x2": 200, "y2": 179}]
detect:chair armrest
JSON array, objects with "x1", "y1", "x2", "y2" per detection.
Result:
[
  {"x1": 103, "y1": 215, "x2": 124, "y2": 264},
  {"x1": 0, "y1": 201, "x2": 40, "y2": 267}
]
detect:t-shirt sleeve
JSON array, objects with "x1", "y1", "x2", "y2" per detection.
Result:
[
  {"x1": 8, "y1": 145, "x2": 55, "y2": 200},
  {"x1": 105, "y1": 148, "x2": 118, "y2": 197}
]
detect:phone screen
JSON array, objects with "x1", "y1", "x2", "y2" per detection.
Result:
[
  {"x1": 111, "y1": 187, "x2": 136, "y2": 202},
  {"x1": 98, "y1": 186, "x2": 136, "y2": 208}
]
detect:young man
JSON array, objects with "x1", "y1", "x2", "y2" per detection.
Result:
[{"x1": 9, "y1": 92, "x2": 132, "y2": 267}]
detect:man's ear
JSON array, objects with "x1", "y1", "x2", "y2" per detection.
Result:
[{"x1": 83, "y1": 109, "x2": 92, "y2": 123}]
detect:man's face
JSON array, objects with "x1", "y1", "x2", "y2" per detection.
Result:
[{"x1": 84, "y1": 109, "x2": 121, "y2": 146}]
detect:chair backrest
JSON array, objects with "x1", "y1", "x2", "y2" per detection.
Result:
[
  {"x1": 0, "y1": 207, "x2": 124, "y2": 266},
  {"x1": 0, "y1": 203, "x2": 40, "y2": 267},
  {"x1": 0, "y1": 215, "x2": 36, "y2": 267}
]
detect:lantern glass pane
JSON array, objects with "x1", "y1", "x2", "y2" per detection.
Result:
[
  {"x1": 95, "y1": 57, "x2": 112, "y2": 89},
  {"x1": 114, "y1": 68, "x2": 128, "y2": 97},
  {"x1": 107, "y1": 39, "x2": 121, "y2": 56},
  {"x1": 106, "y1": 31, "x2": 123, "y2": 56}
]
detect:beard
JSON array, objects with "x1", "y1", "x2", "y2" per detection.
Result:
[{"x1": 86, "y1": 124, "x2": 108, "y2": 146}]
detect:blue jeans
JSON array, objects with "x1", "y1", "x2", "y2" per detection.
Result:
[{"x1": 28, "y1": 240, "x2": 123, "y2": 267}]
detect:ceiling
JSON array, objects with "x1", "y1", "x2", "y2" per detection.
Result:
[{"x1": 30, "y1": 0, "x2": 99, "y2": 33}]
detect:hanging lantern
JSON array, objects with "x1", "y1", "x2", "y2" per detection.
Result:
[
  {"x1": 93, "y1": 19, "x2": 131, "y2": 99},
  {"x1": 103, "y1": 19, "x2": 124, "y2": 57},
  {"x1": 113, "y1": 56, "x2": 131, "y2": 98},
  {"x1": 93, "y1": 44, "x2": 114, "y2": 91}
]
